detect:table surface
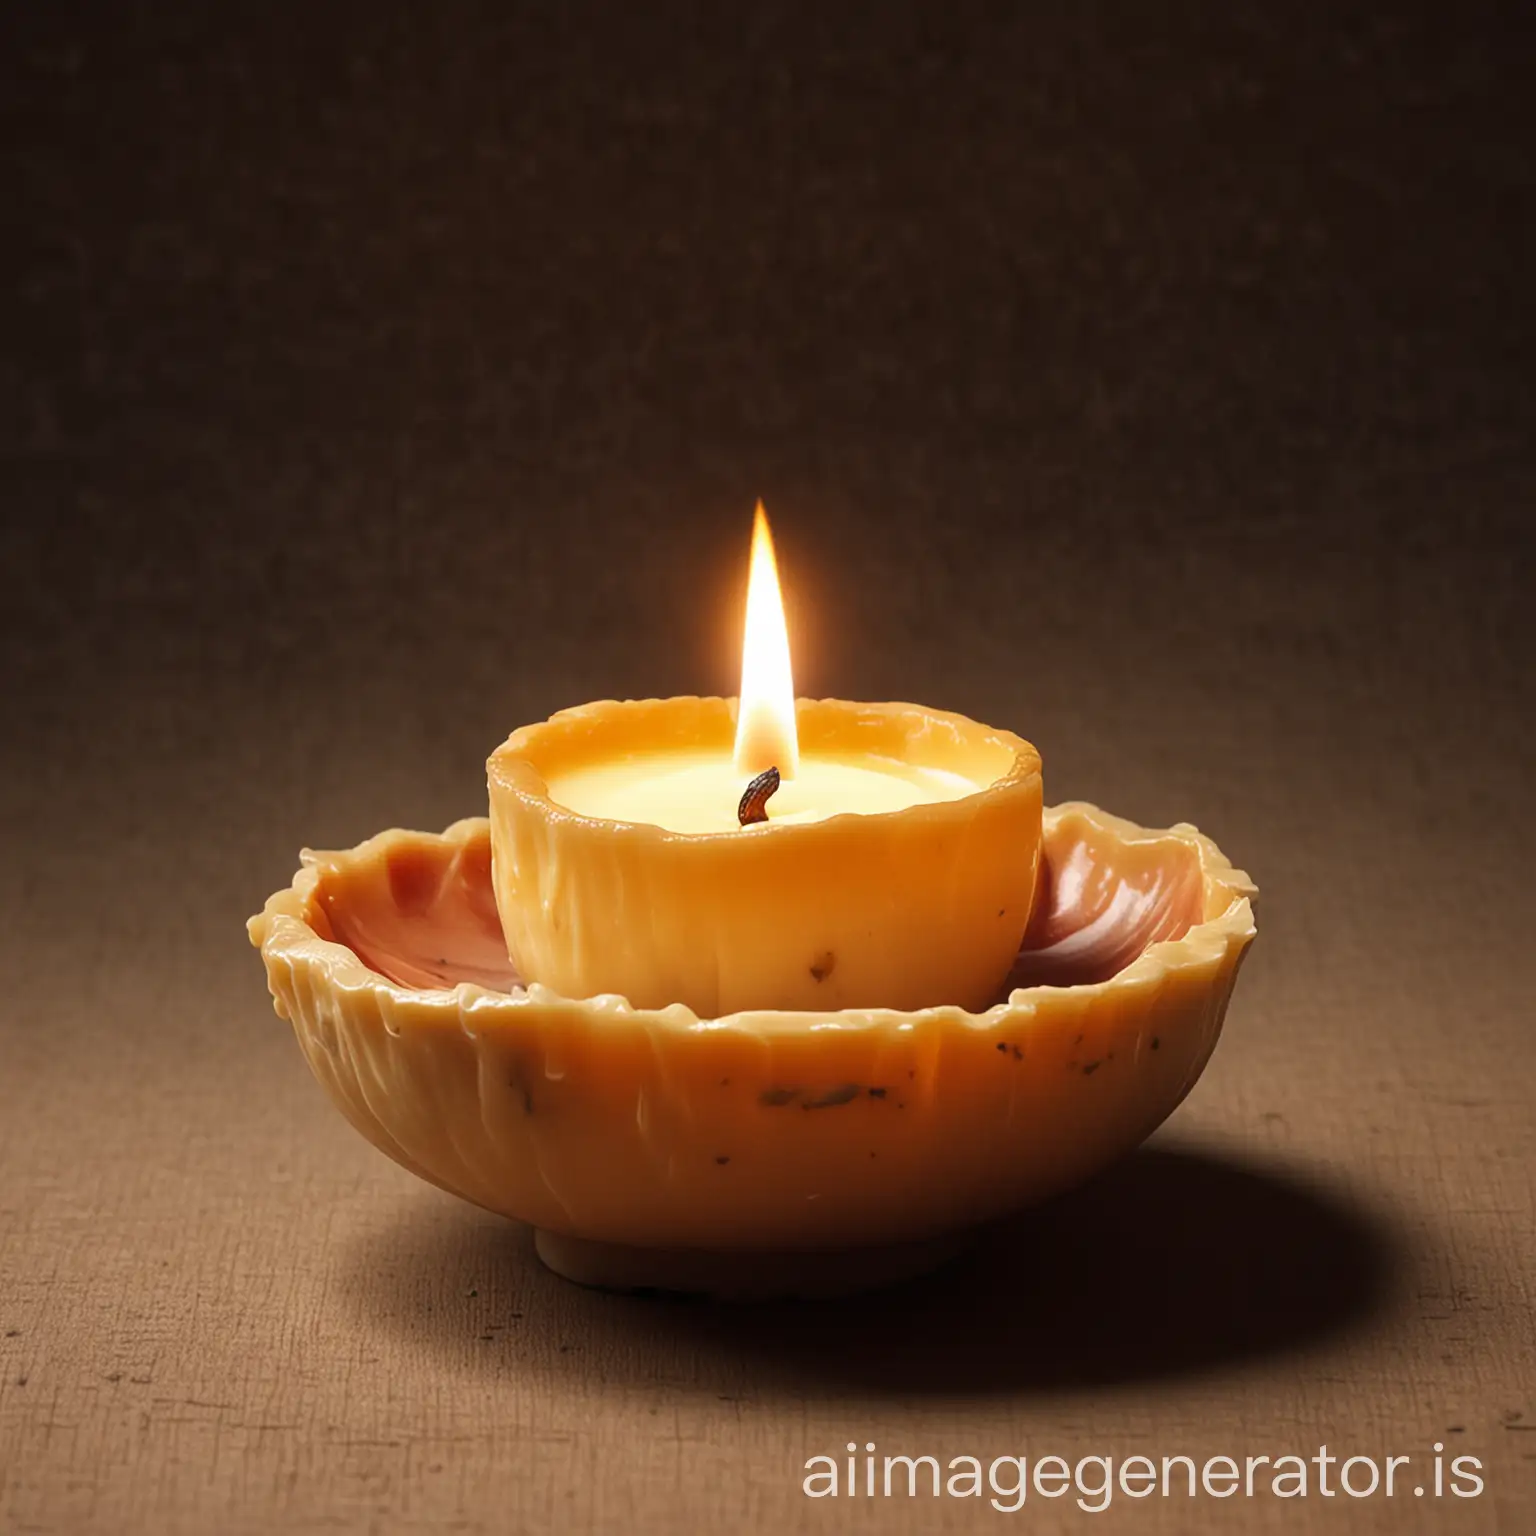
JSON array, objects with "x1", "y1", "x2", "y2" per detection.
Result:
[{"x1": 3, "y1": 4, "x2": 1533, "y2": 1533}]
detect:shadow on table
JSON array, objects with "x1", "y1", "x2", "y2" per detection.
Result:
[{"x1": 338, "y1": 1141, "x2": 1398, "y2": 1395}]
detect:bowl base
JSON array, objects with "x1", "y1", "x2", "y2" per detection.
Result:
[{"x1": 533, "y1": 1228, "x2": 968, "y2": 1300}]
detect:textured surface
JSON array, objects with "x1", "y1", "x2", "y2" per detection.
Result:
[{"x1": 2, "y1": 2, "x2": 1533, "y2": 1533}]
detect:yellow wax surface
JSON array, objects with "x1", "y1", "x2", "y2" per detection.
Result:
[{"x1": 546, "y1": 751, "x2": 982, "y2": 834}]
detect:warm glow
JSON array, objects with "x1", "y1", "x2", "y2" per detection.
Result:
[{"x1": 734, "y1": 502, "x2": 800, "y2": 778}]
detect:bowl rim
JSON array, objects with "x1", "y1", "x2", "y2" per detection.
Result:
[
  {"x1": 486, "y1": 696, "x2": 1042, "y2": 844},
  {"x1": 248, "y1": 801, "x2": 1257, "y2": 1037}
]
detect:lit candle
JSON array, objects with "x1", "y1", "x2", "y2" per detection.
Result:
[
  {"x1": 544, "y1": 506, "x2": 979, "y2": 833},
  {"x1": 487, "y1": 505, "x2": 1044, "y2": 1016}
]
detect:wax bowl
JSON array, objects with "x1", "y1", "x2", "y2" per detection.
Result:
[
  {"x1": 247, "y1": 804, "x2": 1256, "y2": 1298},
  {"x1": 488, "y1": 697, "x2": 1044, "y2": 1018}
]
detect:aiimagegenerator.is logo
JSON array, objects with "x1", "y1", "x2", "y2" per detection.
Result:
[{"x1": 802, "y1": 1441, "x2": 1485, "y2": 1513}]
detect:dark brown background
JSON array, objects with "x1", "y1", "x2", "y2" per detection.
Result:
[{"x1": 2, "y1": 3, "x2": 1533, "y2": 1533}]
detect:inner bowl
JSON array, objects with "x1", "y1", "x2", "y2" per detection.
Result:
[
  {"x1": 248, "y1": 803, "x2": 1255, "y2": 1253},
  {"x1": 486, "y1": 697, "x2": 1044, "y2": 1016}
]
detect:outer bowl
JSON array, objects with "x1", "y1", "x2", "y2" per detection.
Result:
[{"x1": 247, "y1": 802, "x2": 1256, "y2": 1289}]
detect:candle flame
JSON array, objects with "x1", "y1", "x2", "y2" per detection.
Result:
[{"x1": 734, "y1": 501, "x2": 800, "y2": 779}]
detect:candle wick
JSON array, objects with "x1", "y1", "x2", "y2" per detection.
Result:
[{"x1": 737, "y1": 766, "x2": 781, "y2": 827}]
